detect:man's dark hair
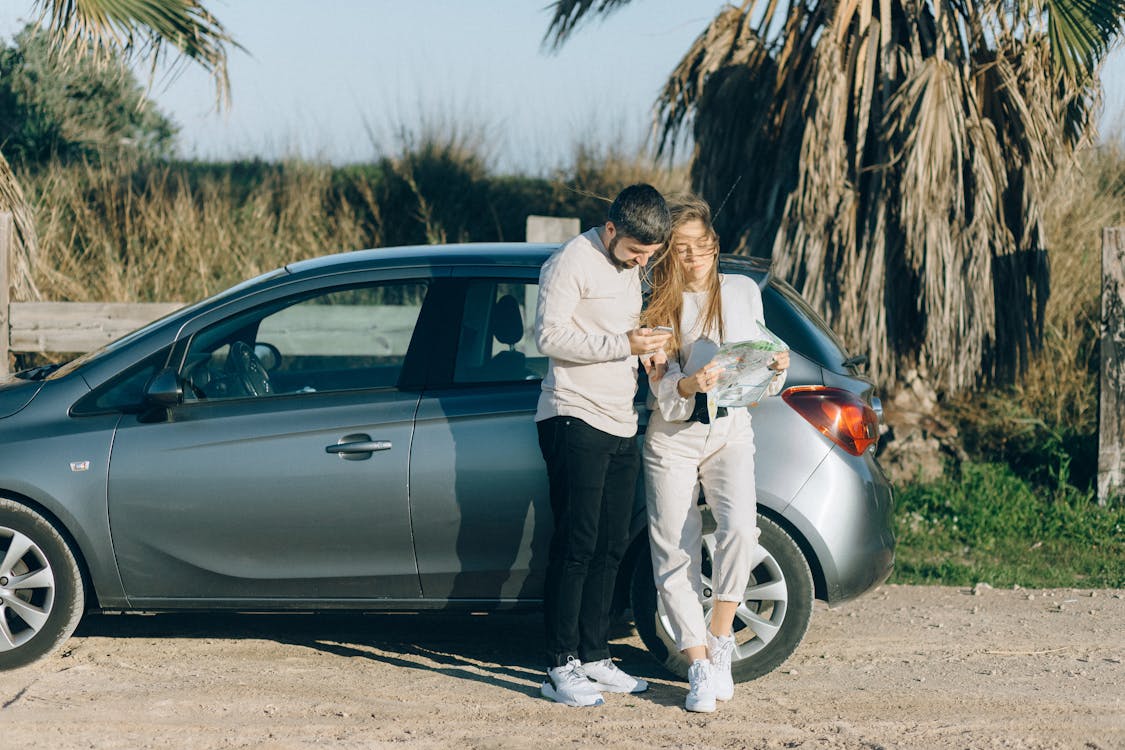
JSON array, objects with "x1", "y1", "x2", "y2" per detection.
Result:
[{"x1": 607, "y1": 184, "x2": 671, "y2": 245}]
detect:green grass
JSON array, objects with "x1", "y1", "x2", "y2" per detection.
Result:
[{"x1": 891, "y1": 461, "x2": 1124, "y2": 588}]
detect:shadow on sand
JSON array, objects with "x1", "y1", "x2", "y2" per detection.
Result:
[{"x1": 72, "y1": 610, "x2": 685, "y2": 706}]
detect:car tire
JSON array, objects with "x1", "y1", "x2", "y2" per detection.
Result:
[
  {"x1": 631, "y1": 511, "x2": 814, "y2": 682},
  {"x1": 0, "y1": 498, "x2": 85, "y2": 670}
]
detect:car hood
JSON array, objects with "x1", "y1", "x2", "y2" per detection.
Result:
[{"x1": 0, "y1": 377, "x2": 45, "y2": 418}]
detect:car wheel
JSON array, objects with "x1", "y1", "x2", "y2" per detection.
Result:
[
  {"x1": 631, "y1": 511, "x2": 814, "y2": 682},
  {"x1": 0, "y1": 498, "x2": 85, "y2": 670}
]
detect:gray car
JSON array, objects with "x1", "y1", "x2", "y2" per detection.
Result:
[{"x1": 0, "y1": 244, "x2": 893, "y2": 679}]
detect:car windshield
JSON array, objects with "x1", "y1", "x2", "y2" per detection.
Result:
[{"x1": 46, "y1": 267, "x2": 290, "y2": 381}]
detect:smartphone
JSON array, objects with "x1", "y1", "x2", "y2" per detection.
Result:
[{"x1": 653, "y1": 326, "x2": 674, "y2": 333}]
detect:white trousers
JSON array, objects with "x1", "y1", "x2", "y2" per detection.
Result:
[{"x1": 643, "y1": 407, "x2": 759, "y2": 652}]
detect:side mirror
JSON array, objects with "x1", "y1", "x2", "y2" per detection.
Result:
[{"x1": 144, "y1": 368, "x2": 183, "y2": 407}]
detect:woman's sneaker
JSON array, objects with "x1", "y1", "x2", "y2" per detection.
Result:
[
  {"x1": 541, "y1": 657, "x2": 605, "y2": 707},
  {"x1": 581, "y1": 658, "x2": 649, "y2": 693},
  {"x1": 707, "y1": 631, "x2": 736, "y2": 701},
  {"x1": 685, "y1": 659, "x2": 717, "y2": 713}
]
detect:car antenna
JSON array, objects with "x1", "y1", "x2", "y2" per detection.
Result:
[{"x1": 711, "y1": 175, "x2": 742, "y2": 222}]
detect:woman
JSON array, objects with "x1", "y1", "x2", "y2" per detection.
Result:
[{"x1": 640, "y1": 195, "x2": 789, "y2": 713}]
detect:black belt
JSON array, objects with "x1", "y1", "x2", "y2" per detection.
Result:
[{"x1": 687, "y1": 392, "x2": 727, "y2": 424}]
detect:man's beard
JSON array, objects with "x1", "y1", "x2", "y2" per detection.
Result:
[{"x1": 606, "y1": 236, "x2": 634, "y2": 269}]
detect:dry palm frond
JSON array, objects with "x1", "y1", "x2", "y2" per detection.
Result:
[
  {"x1": 542, "y1": 0, "x2": 636, "y2": 51},
  {"x1": 548, "y1": 0, "x2": 1122, "y2": 393},
  {"x1": 654, "y1": 6, "x2": 762, "y2": 159}
]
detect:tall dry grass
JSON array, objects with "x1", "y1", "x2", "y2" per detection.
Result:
[
  {"x1": 951, "y1": 142, "x2": 1125, "y2": 490},
  {"x1": 25, "y1": 158, "x2": 369, "y2": 303},
  {"x1": 18, "y1": 132, "x2": 686, "y2": 304}
]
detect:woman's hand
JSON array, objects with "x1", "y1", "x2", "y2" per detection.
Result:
[
  {"x1": 676, "y1": 362, "x2": 722, "y2": 398},
  {"x1": 769, "y1": 350, "x2": 790, "y2": 372},
  {"x1": 641, "y1": 348, "x2": 667, "y2": 383}
]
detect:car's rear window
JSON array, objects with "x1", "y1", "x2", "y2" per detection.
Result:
[{"x1": 762, "y1": 278, "x2": 855, "y2": 375}]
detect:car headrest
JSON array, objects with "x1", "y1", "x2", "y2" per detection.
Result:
[{"x1": 491, "y1": 294, "x2": 524, "y2": 346}]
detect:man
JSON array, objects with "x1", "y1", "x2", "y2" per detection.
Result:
[{"x1": 534, "y1": 184, "x2": 673, "y2": 707}]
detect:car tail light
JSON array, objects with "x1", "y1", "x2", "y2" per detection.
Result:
[{"x1": 782, "y1": 386, "x2": 879, "y2": 456}]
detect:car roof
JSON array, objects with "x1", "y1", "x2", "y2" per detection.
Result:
[
  {"x1": 283, "y1": 242, "x2": 773, "y2": 285},
  {"x1": 49, "y1": 242, "x2": 780, "y2": 389},
  {"x1": 285, "y1": 243, "x2": 560, "y2": 279}
]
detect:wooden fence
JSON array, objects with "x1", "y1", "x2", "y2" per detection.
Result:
[{"x1": 0, "y1": 214, "x2": 180, "y2": 377}]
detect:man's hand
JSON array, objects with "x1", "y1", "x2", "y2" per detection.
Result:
[{"x1": 627, "y1": 327, "x2": 672, "y2": 356}]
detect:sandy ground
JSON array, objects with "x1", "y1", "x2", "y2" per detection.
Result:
[{"x1": 0, "y1": 584, "x2": 1122, "y2": 749}]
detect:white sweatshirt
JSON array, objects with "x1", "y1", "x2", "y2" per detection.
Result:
[
  {"x1": 534, "y1": 228, "x2": 641, "y2": 438},
  {"x1": 652, "y1": 273, "x2": 787, "y2": 422}
]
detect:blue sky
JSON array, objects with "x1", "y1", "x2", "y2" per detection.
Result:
[{"x1": 1, "y1": 0, "x2": 1123, "y2": 172}]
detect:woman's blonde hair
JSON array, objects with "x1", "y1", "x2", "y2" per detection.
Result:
[{"x1": 641, "y1": 194, "x2": 723, "y2": 359}]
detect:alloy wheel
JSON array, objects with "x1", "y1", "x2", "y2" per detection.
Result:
[
  {"x1": 0, "y1": 527, "x2": 56, "y2": 651},
  {"x1": 655, "y1": 532, "x2": 789, "y2": 659}
]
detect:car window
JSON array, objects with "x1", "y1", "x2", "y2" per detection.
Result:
[
  {"x1": 181, "y1": 281, "x2": 429, "y2": 400},
  {"x1": 762, "y1": 278, "x2": 853, "y2": 374},
  {"x1": 453, "y1": 280, "x2": 545, "y2": 383},
  {"x1": 70, "y1": 348, "x2": 171, "y2": 415},
  {"x1": 47, "y1": 268, "x2": 289, "y2": 383}
]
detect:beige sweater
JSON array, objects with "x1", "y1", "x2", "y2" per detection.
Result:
[{"x1": 534, "y1": 228, "x2": 641, "y2": 438}]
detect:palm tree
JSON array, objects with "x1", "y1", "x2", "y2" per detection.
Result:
[
  {"x1": 1, "y1": 0, "x2": 235, "y2": 302},
  {"x1": 545, "y1": 0, "x2": 1124, "y2": 392}
]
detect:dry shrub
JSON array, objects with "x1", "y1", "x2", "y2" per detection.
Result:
[
  {"x1": 24, "y1": 156, "x2": 371, "y2": 303},
  {"x1": 551, "y1": 142, "x2": 689, "y2": 223},
  {"x1": 19, "y1": 133, "x2": 688, "y2": 306},
  {"x1": 950, "y1": 142, "x2": 1125, "y2": 490}
]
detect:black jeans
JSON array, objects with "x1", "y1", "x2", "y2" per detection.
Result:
[{"x1": 537, "y1": 416, "x2": 639, "y2": 668}]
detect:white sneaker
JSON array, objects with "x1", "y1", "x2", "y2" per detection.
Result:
[
  {"x1": 708, "y1": 631, "x2": 736, "y2": 701},
  {"x1": 685, "y1": 659, "x2": 717, "y2": 713},
  {"x1": 541, "y1": 658, "x2": 605, "y2": 707},
  {"x1": 582, "y1": 658, "x2": 649, "y2": 693}
]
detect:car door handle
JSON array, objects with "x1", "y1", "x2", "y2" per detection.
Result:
[{"x1": 326, "y1": 440, "x2": 393, "y2": 454}]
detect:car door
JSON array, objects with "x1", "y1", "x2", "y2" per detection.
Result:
[
  {"x1": 409, "y1": 271, "x2": 552, "y2": 602},
  {"x1": 107, "y1": 273, "x2": 444, "y2": 606}
]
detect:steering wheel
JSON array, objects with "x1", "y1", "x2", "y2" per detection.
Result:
[{"x1": 226, "y1": 341, "x2": 272, "y2": 397}]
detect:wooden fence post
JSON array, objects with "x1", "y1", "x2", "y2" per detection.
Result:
[
  {"x1": 0, "y1": 212, "x2": 10, "y2": 378},
  {"x1": 526, "y1": 215, "x2": 579, "y2": 243},
  {"x1": 1099, "y1": 227, "x2": 1125, "y2": 505}
]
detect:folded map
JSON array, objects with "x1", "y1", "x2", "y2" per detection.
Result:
[{"x1": 711, "y1": 322, "x2": 788, "y2": 408}]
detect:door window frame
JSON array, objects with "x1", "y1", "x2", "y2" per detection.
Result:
[
  {"x1": 432, "y1": 267, "x2": 545, "y2": 390},
  {"x1": 163, "y1": 268, "x2": 459, "y2": 407}
]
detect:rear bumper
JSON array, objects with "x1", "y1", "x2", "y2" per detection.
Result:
[{"x1": 781, "y1": 448, "x2": 895, "y2": 605}]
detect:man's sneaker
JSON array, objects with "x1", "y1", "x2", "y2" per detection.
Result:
[
  {"x1": 707, "y1": 631, "x2": 736, "y2": 701},
  {"x1": 582, "y1": 658, "x2": 649, "y2": 693},
  {"x1": 541, "y1": 658, "x2": 605, "y2": 707},
  {"x1": 685, "y1": 659, "x2": 717, "y2": 713}
]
